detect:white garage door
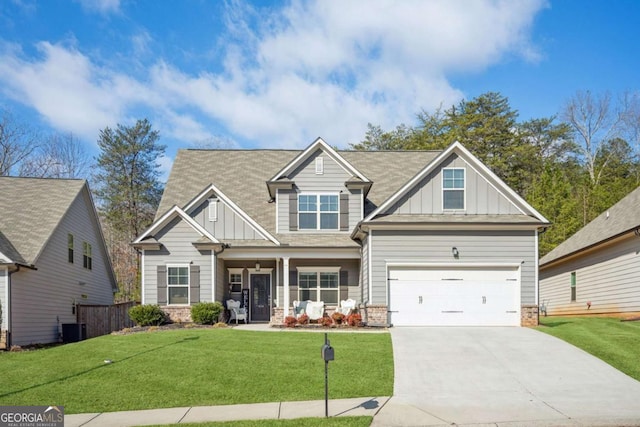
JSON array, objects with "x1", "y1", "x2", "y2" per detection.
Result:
[{"x1": 388, "y1": 266, "x2": 520, "y2": 326}]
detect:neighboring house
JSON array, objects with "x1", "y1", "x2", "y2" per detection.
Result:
[
  {"x1": 539, "y1": 185, "x2": 640, "y2": 316},
  {"x1": 133, "y1": 138, "x2": 548, "y2": 327},
  {"x1": 0, "y1": 177, "x2": 117, "y2": 347}
]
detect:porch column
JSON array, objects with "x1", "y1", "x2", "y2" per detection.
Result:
[
  {"x1": 283, "y1": 257, "x2": 290, "y2": 317},
  {"x1": 275, "y1": 258, "x2": 280, "y2": 307}
]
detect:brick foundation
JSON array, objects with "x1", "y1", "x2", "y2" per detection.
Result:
[
  {"x1": 271, "y1": 307, "x2": 284, "y2": 324},
  {"x1": 364, "y1": 304, "x2": 389, "y2": 326},
  {"x1": 161, "y1": 306, "x2": 192, "y2": 323},
  {"x1": 0, "y1": 330, "x2": 7, "y2": 350},
  {"x1": 521, "y1": 304, "x2": 539, "y2": 327}
]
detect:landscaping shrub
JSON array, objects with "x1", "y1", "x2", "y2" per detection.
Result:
[
  {"x1": 284, "y1": 316, "x2": 297, "y2": 328},
  {"x1": 128, "y1": 304, "x2": 166, "y2": 326},
  {"x1": 320, "y1": 315, "x2": 333, "y2": 327},
  {"x1": 331, "y1": 312, "x2": 344, "y2": 325},
  {"x1": 297, "y1": 313, "x2": 309, "y2": 325},
  {"x1": 347, "y1": 312, "x2": 363, "y2": 327},
  {"x1": 191, "y1": 302, "x2": 224, "y2": 325}
]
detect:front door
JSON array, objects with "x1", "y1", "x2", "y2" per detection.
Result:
[{"x1": 250, "y1": 274, "x2": 271, "y2": 321}]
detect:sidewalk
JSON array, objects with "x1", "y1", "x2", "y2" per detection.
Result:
[{"x1": 65, "y1": 397, "x2": 390, "y2": 427}]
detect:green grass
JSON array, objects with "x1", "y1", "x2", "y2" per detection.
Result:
[
  {"x1": 144, "y1": 416, "x2": 372, "y2": 427},
  {"x1": 537, "y1": 316, "x2": 640, "y2": 381},
  {"x1": 0, "y1": 329, "x2": 392, "y2": 414}
]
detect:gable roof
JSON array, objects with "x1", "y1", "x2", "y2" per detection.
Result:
[
  {"x1": 155, "y1": 148, "x2": 439, "y2": 243},
  {"x1": 0, "y1": 177, "x2": 86, "y2": 265},
  {"x1": 134, "y1": 205, "x2": 220, "y2": 245},
  {"x1": 269, "y1": 137, "x2": 370, "y2": 184},
  {"x1": 361, "y1": 141, "x2": 549, "y2": 224},
  {"x1": 540, "y1": 185, "x2": 640, "y2": 267}
]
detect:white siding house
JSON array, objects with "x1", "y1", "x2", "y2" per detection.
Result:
[{"x1": 0, "y1": 177, "x2": 117, "y2": 347}]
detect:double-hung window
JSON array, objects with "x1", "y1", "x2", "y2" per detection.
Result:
[
  {"x1": 443, "y1": 168, "x2": 465, "y2": 210},
  {"x1": 82, "y1": 242, "x2": 92, "y2": 270},
  {"x1": 570, "y1": 272, "x2": 576, "y2": 302},
  {"x1": 168, "y1": 266, "x2": 189, "y2": 305},
  {"x1": 299, "y1": 194, "x2": 338, "y2": 230},
  {"x1": 297, "y1": 267, "x2": 339, "y2": 304},
  {"x1": 68, "y1": 233, "x2": 74, "y2": 263},
  {"x1": 228, "y1": 268, "x2": 243, "y2": 294}
]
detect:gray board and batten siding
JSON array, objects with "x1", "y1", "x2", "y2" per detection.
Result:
[
  {"x1": 539, "y1": 233, "x2": 640, "y2": 316},
  {"x1": 189, "y1": 197, "x2": 264, "y2": 241},
  {"x1": 277, "y1": 149, "x2": 362, "y2": 233},
  {"x1": 368, "y1": 230, "x2": 537, "y2": 306},
  {"x1": 387, "y1": 154, "x2": 521, "y2": 216}
]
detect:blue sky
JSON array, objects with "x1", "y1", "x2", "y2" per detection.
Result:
[{"x1": 0, "y1": 0, "x2": 638, "y2": 176}]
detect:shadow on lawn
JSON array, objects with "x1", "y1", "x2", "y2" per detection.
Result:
[
  {"x1": 539, "y1": 320, "x2": 570, "y2": 328},
  {"x1": 0, "y1": 336, "x2": 200, "y2": 399}
]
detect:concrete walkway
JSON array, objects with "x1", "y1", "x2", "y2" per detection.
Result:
[
  {"x1": 65, "y1": 397, "x2": 388, "y2": 426},
  {"x1": 373, "y1": 327, "x2": 640, "y2": 427}
]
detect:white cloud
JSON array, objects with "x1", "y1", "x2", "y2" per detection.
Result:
[
  {"x1": 0, "y1": 0, "x2": 547, "y2": 149},
  {"x1": 76, "y1": 0, "x2": 120, "y2": 15}
]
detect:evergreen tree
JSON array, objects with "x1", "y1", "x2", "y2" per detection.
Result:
[{"x1": 93, "y1": 119, "x2": 166, "y2": 238}]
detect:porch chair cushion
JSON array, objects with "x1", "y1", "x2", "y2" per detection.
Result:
[
  {"x1": 293, "y1": 300, "x2": 309, "y2": 318},
  {"x1": 339, "y1": 299, "x2": 356, "y2": 315},
  {"x1": 306, "y1": 301, "x2": 325, "y2": 321}
]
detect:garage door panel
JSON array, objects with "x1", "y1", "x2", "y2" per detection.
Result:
[{"x1": 389, "y1": 266, "x2": 520, "y2": 326}]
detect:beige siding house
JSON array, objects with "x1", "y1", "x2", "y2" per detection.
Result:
[
  {"x1": 539, "y1": 186, "x2": 640, "y2": 316},
  {"x1": 134, "y1": 139, "x2": 548, "y2": 326},
  {"x1": 0, "y1": 177, "x2": 117, "y2": 347}
]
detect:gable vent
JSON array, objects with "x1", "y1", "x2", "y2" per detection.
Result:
[{"x1": 315, "y1": 157, "x2": 324, "y2": 175}]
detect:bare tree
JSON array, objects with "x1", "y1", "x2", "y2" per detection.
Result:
[
  {"x1": 0, "y1": 109, "x2": 40, "y2": 176},
  {"x1": 562, "y1": 91, "x2": 626, "y2": 186},
  {"x1": 19, "y1": 133, "x2": 91, "y2": 178}
]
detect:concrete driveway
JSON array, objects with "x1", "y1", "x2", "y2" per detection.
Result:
[{"x1": 373, "y1": 327, "x2": 640, "y2": 426}]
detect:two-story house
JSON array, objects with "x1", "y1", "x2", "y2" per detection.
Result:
[
  {"x1": 0, "y1": 177, "x2": 117, "y2": 347},
  {"x1": 133, "y1": 138, "x2": 548, "y2": 326}
]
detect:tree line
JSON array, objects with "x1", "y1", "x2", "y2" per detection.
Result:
[
  {"x1": 1, "y1": 89, "x2": 638, "y2": 299},
  {"x1": 351, "y1": 91, "x2": 640, "y2": 255}
]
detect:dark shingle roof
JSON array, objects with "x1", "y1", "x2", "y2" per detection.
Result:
[
  {"x1": 156, "y1": 149, "x2": 440, "y2": 239},
  {"x1": 0, "y1": 177, "x2": 85, "y2": 264},
  {"x1": 540, "y1": 185, "x2": 640, "y2": 266}
]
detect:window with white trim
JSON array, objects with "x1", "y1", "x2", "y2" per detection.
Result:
[
  {"x1": 68, "y1": 233, "x2": 74, "y2": 263},
  {"x1": 443, "y1": 168, "x2": 465, "y2": 210},
  {"x1": 228, "y1": 268, "x2": 243, "y2": 294},
  {"x1": 168, "y1": 266, "x2": 189, "y2": 305},
  {"x1": 82, "y1": 242, "x2": 92, "y2": 270},
  {"x1": 297, "y1": 267, "x2": 339, "y2": 304},
  {"x1": 299, "y1": 194, "x2": 338, "y2": 230}
]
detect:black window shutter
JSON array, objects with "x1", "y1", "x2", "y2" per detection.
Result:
[
  {"x1": 157, "y1": 265, "x2": 167, "y2": 305},
  {"x1": 340, "y1": 193, "x2": 349, "y2": 231},
  {"x1": 289, "y1": 270, "x2": 298, "y2": 304},
  {"x1": 289, "y1": 192, "x2": 298, "y2": 231},
  {"x1": 339, "y1": 270, "x2": 349, "y2": 301},
  {"x1": 190, "y1": 265, "x2": 200, "y2": 304}
]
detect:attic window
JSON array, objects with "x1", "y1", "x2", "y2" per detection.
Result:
[
  {"x1": 209, "y1": 197, "x2": 218, "y2": 222},
  {"x1": 315, "y1": 157, "x2": 324, "y2": 175}
]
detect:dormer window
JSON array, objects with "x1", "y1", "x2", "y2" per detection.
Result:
[
  {"x1": 299, "y1": 194, "x2": 338, "y2": 230},
  {"x1": 443, "y1": 168, "x2": 465, "y2": 210},
  {"x1": 315, "y1": 157, "x2": 324, "y2": 175}
]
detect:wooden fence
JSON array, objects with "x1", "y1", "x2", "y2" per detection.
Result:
[{"x1": 77, "y1": 301, "x2": 137, "y2": 339}]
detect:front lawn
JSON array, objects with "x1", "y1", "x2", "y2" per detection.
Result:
[
  {"x1": 0, "y1": 329, "x2": 392, "y2": 414},
  {"x1": 537, "y1": 316, "x2": 640, "y2": 381}
]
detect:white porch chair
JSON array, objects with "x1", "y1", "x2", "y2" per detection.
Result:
[
  {"x1": 293, "y1": 300, "x2": 309, "y2": 318},
  {"x1": 227, "y1": 299, "x2": 248, "y2": 324},
  {"x1": 306, "y1": 301, "x2": 325, "y2": 321},
  {"x1": 338, "y1": 299, "x2": 356, "y2": 315}
]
